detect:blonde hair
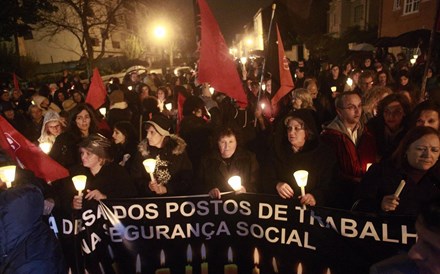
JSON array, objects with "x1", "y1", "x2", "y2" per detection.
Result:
[
  {"x1": 363, "y1": 86, "x2": 392, "y2": 117},
  {"x1": 291, "y1": 88, "x2": 315, "y2": 111}
]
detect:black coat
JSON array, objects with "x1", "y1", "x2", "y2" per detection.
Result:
[
  {"x1": 196, "y1": 147, "x2": 259, "y2": 194},
  {"x1": 130, "y1": 135, "x2": 193, "y2": 196},
  {"x1": 0, "y1": 185, "x2": 66, "y2": 273},
  {"x1": 355, "y1": 160, "x2": 440, "y2": 215},
  {"x1": 49, "y1": 131, "x2": 82, "y2": 169}
]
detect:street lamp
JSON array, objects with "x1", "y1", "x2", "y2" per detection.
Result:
[{"x1": 154, "y1": 26, "x2": 166, "y2": 39}]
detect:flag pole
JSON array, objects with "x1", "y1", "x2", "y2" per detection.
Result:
[
  {"x1": 421, "y1": 0, "x2": 440, "y2": 100},
  {"x1": 255, "y1": 3, "x2": 276, "y2": 127}
]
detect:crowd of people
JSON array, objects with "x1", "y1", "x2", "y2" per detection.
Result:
[{"x1": 0, "y1": 50, "x2": 440, "y2": 272}]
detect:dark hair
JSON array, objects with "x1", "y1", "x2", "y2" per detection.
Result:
[
  {"x1": 410, "y1": 100, "x2": 440, "y2": 129},
  {"x1": 113, "y1": 121, "x2": 137, "y2": 145},
  {"x1": 68, "y1": 103, "x2": 98, "y2": 136},
  {"x1": 156, "y1": 86, "x2": 168, "y2": 97},
  {"x1": 335, "y1": 91, "x2": 362, "y2": 109},
  {"x1": 212, "y1": 125, "x2": 242, "y2": 148},
  {"x1": 376, "y1": 93, "x2": 412, "y2": 118},
  {"x1": 71, "y1": 90, "x2": 85, "y2": 103},
  {"x1": 391, "y1": 126, "x2": 440, "y2": 168}
]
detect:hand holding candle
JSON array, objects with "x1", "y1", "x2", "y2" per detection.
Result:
[
  {"x1": 72, "y1": 175, "x2": 87, "y2": 196},
  {"x1": 143, "y1": 158, "x2": 157, "y2": 181}
]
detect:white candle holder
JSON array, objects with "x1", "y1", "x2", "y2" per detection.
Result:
[
  {"x1": 72, "y1": 175, "x2": 87, "y2": 196},
  {"x1": 228, "y1": 176, "x2": 242, "y2": 191},
  {"x1": 0, "y1": 165, "x2": 16, "y2": 188},
  {"x1": 39, "y1": 142, "x2": 52, "y2": 154}
]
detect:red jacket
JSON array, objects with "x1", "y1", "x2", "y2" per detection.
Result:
[{"x1": 321, "y1": 118, "x2": 377, "y2": 182}]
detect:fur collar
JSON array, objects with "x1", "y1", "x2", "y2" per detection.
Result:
[{"x1": 138, "y1": 134, "x2": 186, "y2": 157}]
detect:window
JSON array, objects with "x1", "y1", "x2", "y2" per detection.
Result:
[
  {"x1": 354, "y1": 5, "x2": 363, "y2": 23},
  {"x1": 112, "y1": 41, "x2": 121, "y2": 49},
  {"x1": 393, "y1": 0, "x2": 401, "y2": 10},
  {"x1": 91, "y1": 38, "x2": 100, "y2": 47},
  {"x1": 403, "y1": 0, "x2": 420, "y2": 15}
]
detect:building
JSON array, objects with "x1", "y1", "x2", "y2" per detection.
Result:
[{"x1": 328, "y1": 0, "x2": 380, "y2": 38}]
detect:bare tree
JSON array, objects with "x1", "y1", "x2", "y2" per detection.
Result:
[{"x1": 37, "y1": 0, "x2": 140, "y2": 76}]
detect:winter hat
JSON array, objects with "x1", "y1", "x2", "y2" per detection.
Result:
[
  {"x1": 62, "y1": 99, "x2": 77, "y2": 112},
  {"x1": 146, "y1": 113, "x2": 172, "y2": 136},
  {"x1": 109, "y1": 90, "x2": 125, "y2": 104},
  {"x1": 32, "y1": 95, "x2": 48, "y2": 109},
  {"x1": 79, "y1": 133, "x2": 112, "y2": 161}
]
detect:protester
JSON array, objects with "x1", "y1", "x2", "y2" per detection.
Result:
[
  {"x1": 355, "y1": 126, "x2": 440, "y2": 214},
  {"x1": 409, "y1": 100, "x2": 440, "y2": 130},
  {"x1": 272, "y1": 109, "x2": 337, "y2": 206},
  {"x1": 112, "y1": 121, "x2": 138, "y2": 172},
  {"x1": 0, "y1": 182, "x2": 66, "y2": 273},
  {"x1": 321, "y1": 91, "x2": 377, "y2": 209},
  {"x1": 50, "y1": 103, "x2": 98, "y2": 168},
  {"x1": 71, "y1": 133, "x2": 138, "y2": 210},
  {"x1": 197, "y1": 126, "x2": 259, "y2": 198},
  {"x1": 24, "y1": 105, "x2": 44, "y2": 144},
  {"x1": 130, "y1": 113, "x2": 193, "y2": 196},
  {"x1": 38, "y1": 110, "x2": 64, "y2": 148},
  {"x1": 106, "y1": 89, "x2": 132, "y2": 129},
  {"x1": 367, "y1": 93, "x2": 411, "y2": 160}
]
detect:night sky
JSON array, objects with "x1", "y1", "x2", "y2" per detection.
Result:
[{"x1": 206, "y1": 0, "x2": 273, "y2": 43}]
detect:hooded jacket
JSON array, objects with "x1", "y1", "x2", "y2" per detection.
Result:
[{"x1": 130, "y1": 134, "x2": 193, "y2": 196}]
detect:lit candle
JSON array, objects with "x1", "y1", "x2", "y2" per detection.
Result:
[
  {"x1": 272, "y1": 257, "x2": 279, "y2": 273},
  {"x1": 260, "y1": 103, "x2": 266, "y2": 110},
  {"x1": 209, "y1": 87, "x2": 215, "y2": 95},
  {"x1": 72, "y1": 175, "x2": 87, "y2": 196},
  {"x1": 224, "y1": 247, "x2": 238, "y2": 274},
  {"x1": 228, "y1": 176, "x2": 242, "y2": 192},
  {"x1": 99, "y1": 107, "x2": 107, "y2": 116},
  {"x1": 0, "y1": 165, "x2": 16, "y2": 188},
  {"x1": 331, "y1": 86, "x2": 337, "y2": 93},
  {"x1": 294, "y1": 170, "x2": 308, "y2": 209},
  {"x1": 394, "y1": 180, "x2": 406, "y2": 197},
  {"x1": 39, "y1": 142, "x2": 52, "y2": 154},
  {"x1": 252, "y1": 248, "x2": 260, "y2": 274},
  {"x1": 201, "y1": 244, "x2": 208, "y2": 274},
  {"x1": 261, "y1": 83, "x2": 266, "y2": 91},
  {"x1": 325, "y1": 267, "x2": 332, "y2": 274},
  {"x1": 165, "y1": 103, "x2": 172, "y2": 111},
  {"x1": 297, "y1": 262, "x2": 303, "y2": 274},
  {"x1": 366, "y1": 163, "x2": 372, "y2": 171},
  {"x1": 155, "y1": 250, "x2": 170, "y2": 274},
  {"x1": 128, "y1": 86, "x2": 133, "y2": 91},
  {"x1": 346, "y1": 78, "x2": 353, "y2": 87},
  {"x1": 186, "y1": 244, "x2": 193, "y2": 274},
  {"x1": 143, "y1": 158, "x2": 157, "y2": 181}
]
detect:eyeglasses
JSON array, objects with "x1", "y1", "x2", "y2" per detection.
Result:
[{"x1": 287, "y1": 125, "x2": 304, "y2": 132}]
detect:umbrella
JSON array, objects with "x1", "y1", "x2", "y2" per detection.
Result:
[{"x1": 349, "y1": 43, "x2": 376, "y2": 51}]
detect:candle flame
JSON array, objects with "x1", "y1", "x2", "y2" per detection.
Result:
[
  {"x1": 326, "y1": 267, "x2": 331, "y2": 274},
  {"x1": 297, "y1": 262, "x2": 303, "y2": 274},
  {"x1": 253, "y1": 248, "x2": 259, "y2": 265},
  {"x1": 160, "y1": 249, "x2": 166, "y2": 266},
  {"x1": 201, "y1": 244, "x2": 206, "y2": 260},
  {"x1": 227, "y1": 247, "x2": 233, "y2": 263},
  {"x1": 136, "y1": 254, "x2": 141, "y2": 272},
  {"x1": 186, "y1": 244, "x2": 192, "y2": 263},
  {"x1": 272, "y1": 257, "x2": 279, "y2": 273},
  {"x1": 293, "y1": 170, "x2": 308, "y2": 187}
]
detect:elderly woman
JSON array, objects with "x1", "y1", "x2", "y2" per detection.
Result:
[
  {"x1": 197, "y1": 126, "x2": 259, "y2": 198},
  {"x1": 272, "y1": 109, "x2": 337, "y2": 206},
  {"x1": 355, "y1": 126, "x2": 440, "y2": 215},
  {"x1": 131, "y1": 113, "x2": 193, "y2": 196},
  {"x1": 71, "y1": 134, "x2": 138, "y2": 210},
  {"x1": 38, "y1": 111, "x2": 65, "y2": 147},
  {"x1": 50, "y1": 103, "x2": 98, "y2": 168},
  {"x1": 367, "y1": 93, "x2": 412, "y2": 160}
]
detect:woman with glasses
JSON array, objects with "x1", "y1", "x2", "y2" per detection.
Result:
[
  {"x1": 355, "y1": 126, "x2": 440, "y2": 214},
  {"x1": 367, "y1": 93, "x2": 412, "y2": 160},
  {"x1": 271, "y1": 109, "x2": 337, "y2": 207},
  {"x1": 38, "y1": 111, "x2": 65, "y2": 150}
]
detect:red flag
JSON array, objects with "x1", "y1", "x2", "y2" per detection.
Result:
[
  {"x1": 12, "y1": 73, "x2": 20, "y2": 91},
  {"x1": 271, "y1": 24, "x2": 294, "y2": 113},
  {"x1": 176, "y1": 91, "x2": 186, "y2": 134},
  {"x1": 197, "y1": 0, "x2": 247, "y2": 108},
  {"x1": 86, "y1": 68, "x2": 107, "y2": 109},
  {"x1": 0, "y1": 116, "x2": 69, "y2": 182}
]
